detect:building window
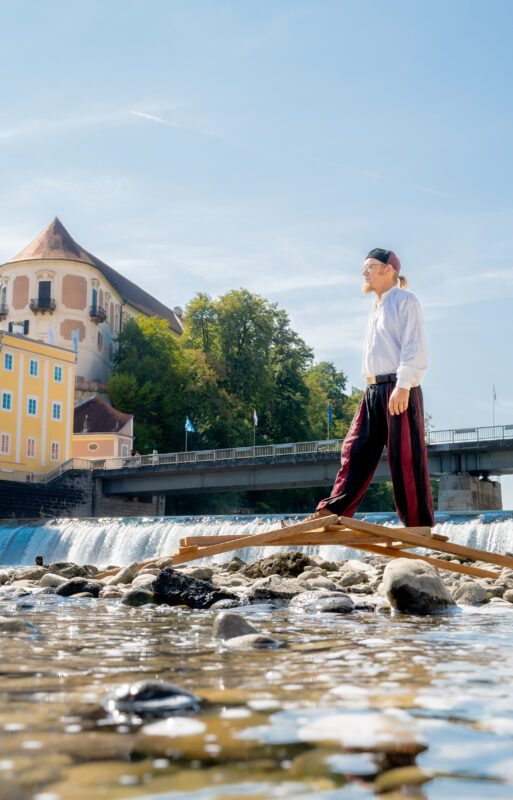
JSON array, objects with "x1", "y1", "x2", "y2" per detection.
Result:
[
  {"x1": 88, "y1": 442, "x2": 99, "y2": 452},
  {"x1": 50, "y1": 441, "x2": 60, "y2": 462},
  {"x1": 1, "y1": 391, "x2": 12, "y2": 411},
  {"x1": 121, "y1": 444, "x2": 129, "y2": 457},
  {"x1": 52, "y1": 402, "x2": 62, "y2": 421},
  {"x1": 26, "y1": 437, "x2": 36, "y2": 458},
  {"x1": 29, "y1": 359, "x2": 39, "y2": 377},
  {"x1": 97, "y1": 331, "x2": 103, "y2": 351},
  {"x1": 54, "y1": 365, "x2": 63, "y2": 382},
  {"x1": 27, "y1": 396, "x2": 38, "y2": 416},
  {"x1": 0, "y1": 433, "x2": 10, "y2": 454},
  {"x1": 3, "y1": 353, "x2": 13, "y2": 371}
]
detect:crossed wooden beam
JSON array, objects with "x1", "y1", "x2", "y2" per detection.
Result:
[
  {"x1": 95, "y1": 514, "x2": 513, "y2": 582},
  {"x1": 172, "y1": 514, "x2": 513, "y2": 580}
]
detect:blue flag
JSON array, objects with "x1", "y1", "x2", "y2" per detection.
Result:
[
  {"x1": 185, "y1": 416, "x2": 195, "y2": 433},
  {"x1": 327, "y1": 402, "x2": 332, "y2": 424}
]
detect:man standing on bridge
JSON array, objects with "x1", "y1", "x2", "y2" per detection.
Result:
[{"x1": 311, "y1": 248, "x2": 435, "y2": 528}]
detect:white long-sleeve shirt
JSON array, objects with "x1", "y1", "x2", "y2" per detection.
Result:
[{"x1": 362, "y1": 285, "x2": 428, "y2": 390}]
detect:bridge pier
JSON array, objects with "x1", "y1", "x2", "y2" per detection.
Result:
[{"x1": 438, "y1": 473, "x2": 502, "y2": 512}]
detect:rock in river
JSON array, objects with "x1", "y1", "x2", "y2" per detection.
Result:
[
  {"x1": 241, "y1": 550, "x2": 311, "y2": 579},
  {"x1": 453, "y1": 582, "x2": 490, "y2": 605},
  {"x1": 55, "y1": 577, "x2": 103, "y2": 598},
  {"x1": 103, "y1": 679, "x2": 201, "y2": 721},
  {"x1": 382, "y1": 559, "x2": 455, "y2": 615},
  {"x1": 152, "y1": 568, "x2": 237, "y2": 609},
  {"x1": 213, "y1": 610, "x2": 259, "y2": 640}
]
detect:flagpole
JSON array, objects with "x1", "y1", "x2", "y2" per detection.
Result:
[
  {"x1": 185, "y1": 428, "x2": 188, "y2": 452},
  {"x1": 493, "y1": 388, "x2": 495, "y2": 427},
  {"x1": 253, "y1": 422, "x2": 256, "y2": 448}
]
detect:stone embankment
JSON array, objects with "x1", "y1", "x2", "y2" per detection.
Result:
[{"x1": 2, "y1": 550, "x2": 513, "y2": 631}]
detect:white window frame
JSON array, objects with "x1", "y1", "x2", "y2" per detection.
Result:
[
  {"x1": 27, "y1": 395, "x2": 38, "y2": 417},
  {"x1": 53, "y1": 365, "x2": 63, "y2": 382},
  {"x1": 52, "y1": 401, "x2": 62, "y2": 421},
  {"x1": 1, "y1": 391, "x2": 13, "y2": 412},
  {"x1": 50, "y1": 441, "x2": 60, "y2": 462},
  {"x1": 29, "y1": 359, "x2": 39, "y2": 377},
  {"x1": 3, "y1": 353, "x2": 13, "y2": 371},
  {"x1": 0, "y1": 432, "x2": 11, "y2": 455},
  {"x1": 26, "y1": 437, "x2": 36, "y2": 459}
]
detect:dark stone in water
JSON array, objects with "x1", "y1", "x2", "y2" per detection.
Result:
[
  {"x1": 241, "y1": 550, "x2": 312, "y2": 579},
  {"x1": 103, "y1": 679, "x2": 201, "y2": 721},
  {"x1": 151, "y1": 568, "x2": 237, "y2": 609},
  {"x1": 55, "y1": 578, "x2": 103, "y2": 598}
]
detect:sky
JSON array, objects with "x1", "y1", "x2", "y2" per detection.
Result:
[{"x1": 0, "y1": 0, "x2": 512, "y2": 505}]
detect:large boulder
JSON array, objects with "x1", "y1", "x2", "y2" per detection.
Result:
[
  {"x1": 151, "y1": 568, "x2": 237, "y2": 609},
  {"x1": 382, "y1": 559, "x2": 455, "y2": 615},
  {"x1": 241, "y1": 550, "x2": 312, "y2": 579}
]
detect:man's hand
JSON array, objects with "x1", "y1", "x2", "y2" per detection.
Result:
[{"x1": 389, "y1": 387, "x2": 410, "y2": 415}]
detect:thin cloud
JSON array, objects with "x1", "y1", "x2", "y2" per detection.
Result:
[
  {"x1": 129, "y1": 110, "x2": 180, "y2": 128},
  {"x1": 413, "y1": 185, "x2": 456, "y2": 198}
]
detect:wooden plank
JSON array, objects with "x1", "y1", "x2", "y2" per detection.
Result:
[
  {"x1": 338, "y1": 515, "x2": 513, "y2": 570},
  {"x1": 171, "y1": 514, "x2": 339, "y2": 564}
]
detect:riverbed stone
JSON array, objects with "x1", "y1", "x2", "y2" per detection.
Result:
[
  {"x1": 55, "y1": 577, "x2": 104, "y2": 598},
  {"x1": 213, "y1": 610, "x2": 259, "y2": 640},
  {"x1": 223, "y1": 632, "x2": 281, "y2": 649},
  {"x1": 306, "y1": 576, "x2": 338, "y2": 591},
  {"x1": 453, "y1": 582, "x2": 490, "y2": 605},
  {"x1": 503, "y1": 589, "x2": 513, "y2": 603},
  {"x1": 104, "y1": 562, "x2": 140, "y2": 586},
  {"x1": 121, "y1": 586, "x2": 155, "y2": 607},
  {"x1": 182, "y1": 566, "x2": 214, "y2": 581},
  {"x1": 12, "y1": 566, "x2": 47, "y2": 581},
  {"x1": 132, "y1": 573, "x2": 157, "y2": 587},
  {"x1": 338, "y1": 569, "x2": 369, "y2": 587},
  {"x1": 99, "y1": 586, "x2": 124, "y2": 599},
  {"x1": 289, "y1": 590, "x2": 354, "y2": 613},
  {"x1": 226, "y1": 556, "x2": 246, "y2": 572},
  {"x1": 244, "y1": 575, "x2": 304, "y2": 603},
  {"x1": 0, "y1": 616, "x2": 39, "y2": 633},
  {"x1": 382, "y1": 559, "x2": 456, "y2": 615},
  {"x1": 152, "y1": 568, "x2": 237, "y2": 609},
  {"x1": 241, "y1": 550, "x2": 312, "y2": 579},
  {"x1": 104, "y1": 679, "x2": 201, "y2": 720},
  {"x1": 39, "y1": 572, "x2": 67, "y2": 588}
]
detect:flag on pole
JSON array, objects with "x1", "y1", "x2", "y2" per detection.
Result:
[
  {"x1": 185, "y1": 416, "x2": 195, "y2": 433},
  {"x1": 327, "y1": 402, "x2": 332, "y2": 424},
  {"x1": 493, "y1": 385, "x2": 497, "y2": 402},
  {"x1": 71, "y1": 330, "x2": 79, "y2": 352},
  {"x1": 253, "y1": 409, "x2": 258, "y2": 426}
]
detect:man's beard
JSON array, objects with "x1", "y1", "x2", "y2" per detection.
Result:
[{"x1": 362, "y1": 282, "x2": 374, "y2": 295}]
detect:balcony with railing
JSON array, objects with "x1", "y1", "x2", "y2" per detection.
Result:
[
  {"x1": 29, "y1": 297, "x2": 56, "y2": 314},
  {"x1": 89, "y1": 305, "x2": 107, "y2": 323},
  {"x1": 0, "y1": 303, "x2": 8, "y2": 320}
]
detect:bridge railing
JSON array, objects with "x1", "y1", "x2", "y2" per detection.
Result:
[{"x1": 426, "y1": 424, "x2": 513, "y2": 445}]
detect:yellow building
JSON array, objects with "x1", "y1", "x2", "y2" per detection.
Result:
[{"x1": 0, "y1": 331, "x2": 75, "y2": 474}]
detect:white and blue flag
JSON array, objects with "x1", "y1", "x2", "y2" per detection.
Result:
[
  {"x1": 185, "y1": 416, "x2": 195, "y2": 433},
  {"x1": 253, "y1": 409, "x2": 258, "y2": 426}
]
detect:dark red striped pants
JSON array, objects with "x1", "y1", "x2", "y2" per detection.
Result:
[{"x1": 317, "y1": 383, "x2": 434, "y2": 527}]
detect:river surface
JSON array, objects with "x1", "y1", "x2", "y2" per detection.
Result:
[{"x1": 0, "y1": 512, "x2": 513, "y2": 799}]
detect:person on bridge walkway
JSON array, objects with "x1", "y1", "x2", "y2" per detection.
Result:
[{"x1": 312, "y1": 248, "x2": 435, "y2": 528}]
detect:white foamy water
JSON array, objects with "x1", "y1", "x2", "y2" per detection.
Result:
[{"x1": 0, "y1": 512, "x2": 512, "y2": 567}]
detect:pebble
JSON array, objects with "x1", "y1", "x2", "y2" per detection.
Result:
[
  {"x1": 121, "y1": 587, "x2": 155, "y2": 607},
  {"x1": 213, "y1": 611, "x2": 259, "y2": 640}
]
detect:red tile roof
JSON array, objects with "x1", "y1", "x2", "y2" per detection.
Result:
[
  {"x1": 74, "y1": 394, "x2": 133, "y2": 434},
  {"x1": 7, "y1": 218, "x2": 183, "y2": 334}
]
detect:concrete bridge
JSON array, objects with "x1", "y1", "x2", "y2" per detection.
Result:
[{"x1": 89, "y1": 424, "x2": 513, "y2": 511}]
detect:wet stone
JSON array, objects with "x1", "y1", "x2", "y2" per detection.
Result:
[
  {"x1": 241, "y1": 550, "x2": 312, "y2": 579},
  {"x1": 453, "y1": 582, "x2": 490, "y2": 605},
  {"x1": 223, "y1": 632, "x2": 282, "y2": 649},
  {"x1": 244, "y1": 575, "x2": 304, "y2": 603},
  {"x1": 213, "y1": 610, "x2": 259, "y2": 640},
  {"x1": 382, "y1": 559, "x2": 456, "y2": 615},
  {"x1": 103, "y1": 680, "x2": 201, "y2": 721},
  {"x1": 55, "y1": 578, "x2": 103, "y2": 598},
  {"x1": 312, "y1": 595, "x2": 355, "y2": 614},
  {"x1": 0, "y1": 616, "x2": 40, "y2": 634},
  {"x1": 121, "y1": 586, "x2": 155, "y2": 607},
  {"x1": 289, "y1": 591, "x2": 353, "y2": 613},
  {"x1": 152, "y1": 568, "x2": 237, "y2": 609},
  {"x1": 104, "y1": 562, "x2": 139, "y2": 586},
  {"x1": 39, "y1": 572, "x2": 67, "y2": 588}
]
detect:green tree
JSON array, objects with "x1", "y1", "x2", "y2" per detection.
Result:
[{"x1": 108, "y1": 316, "x2": 189, "y2": 452}]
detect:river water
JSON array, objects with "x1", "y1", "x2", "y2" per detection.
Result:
[{"x1": 0, "y1": 512, "x2": 513, "y2": 800}]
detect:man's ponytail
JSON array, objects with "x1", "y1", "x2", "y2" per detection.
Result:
[{"x1": 398, "y1": 275, "x2": 408, "y2": 289}]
